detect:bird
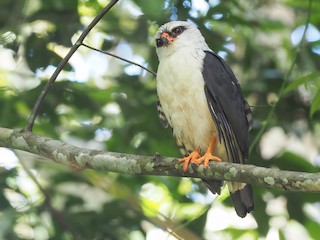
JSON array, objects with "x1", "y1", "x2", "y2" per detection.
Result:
[{"x1": 154, "y1": 21, "x2": 254, "y2": 218}]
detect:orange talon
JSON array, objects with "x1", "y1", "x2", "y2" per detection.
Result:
[
  {"x1": 178, "y1": 149, "x2": 201, "y2": 172},
  {"x1": 191, "y1": 153, "x2": 222, "y2": 168},
  {"x1": 191, "y1": 136, "x2": 222, "y2": 168}
]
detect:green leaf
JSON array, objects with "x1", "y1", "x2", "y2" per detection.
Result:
[
  {"x1": 305, "y1": 219, "x2": 320, "y2": 240},
  {"x1": 310, "y1": 90, "x2": 320, "y2": 117},
  {"x1": 284, "y1": 72, "x2": 320, "y2": 93},
  {"x1": 271, "y1": 151, "x2": 319, "y2": 173},
  {"x1": 133, "y1": 0, "x2": 166, "y2": 19}
]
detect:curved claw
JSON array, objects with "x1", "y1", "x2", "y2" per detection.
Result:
[
  {"x1": 178, "y1": 150, "x2": 201, "y2": 172},
  {"x1": 191, "y1": 153, "x2": 222, "y2": 168}
]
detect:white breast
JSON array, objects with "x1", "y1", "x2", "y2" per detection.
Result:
[{"x1": 157, "y1": 48, "x2": 218, "y2": 154}]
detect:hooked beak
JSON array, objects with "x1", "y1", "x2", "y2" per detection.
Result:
[{"x1": 156, "y1": 32, "x2": 175, "y2": 48}]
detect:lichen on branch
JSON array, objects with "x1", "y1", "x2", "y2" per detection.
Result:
[{"x1": 0, "y1": 127, "x2": 319, "y2": 193}]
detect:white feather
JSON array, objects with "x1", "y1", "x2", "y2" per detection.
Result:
[{"x1": 155, "y1": 21, "x2": 226, "y2": 158}]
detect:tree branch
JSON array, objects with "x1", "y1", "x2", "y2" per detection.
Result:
[
  {"x1": 25, "y1": 0, "x2": 120, "y2": 131},
  {"x1": 1, "y1": 127, "x2": 319, "y2": 193}
]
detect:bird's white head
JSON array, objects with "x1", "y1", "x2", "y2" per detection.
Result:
[{"x1": 155, "y1": 21, "x2": 209, "y2": 60}]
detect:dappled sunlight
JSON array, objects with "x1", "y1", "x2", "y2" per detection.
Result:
[
  {"x1": 260, "y1": 126, "x2": 319, "y2": 164},
  {"x1": 0, "y1": 0, "x2": 319, "y2": 239}
]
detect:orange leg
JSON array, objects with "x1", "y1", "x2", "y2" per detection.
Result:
[
  {"x1": 178, "y1": 148, "x2": 201, "y2": 172},
  {"x1": 191, "y1": 136, "x2": 222, "y2": 168}
]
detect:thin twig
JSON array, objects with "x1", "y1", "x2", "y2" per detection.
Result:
[
  {"x1": 25, "y1": 0, "x2": 120, "y2": 132},
  {"x1": 249, "y1": 0, "x2": 312, "y2": 154},
  {"x1": 81, "y1": 43, "x2": 157, "y2": 76}
]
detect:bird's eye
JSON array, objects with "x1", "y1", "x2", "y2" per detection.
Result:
[{"x1": 172, "y1": 26, "x2": 184, "y2": 36}]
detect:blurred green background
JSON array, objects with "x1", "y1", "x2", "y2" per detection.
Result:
[{"x1": 0, "y1": 0, "x2": 320, "y2": 239}]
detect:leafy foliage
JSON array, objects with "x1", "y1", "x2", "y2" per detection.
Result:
[{"x1": 0, "y1": 0, "x2": 320, "y2": 239}]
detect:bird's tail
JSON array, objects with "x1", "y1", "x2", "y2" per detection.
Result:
[
  {"x1": 228, "y1": 182, "x2": 254, "y2": 218},
  {"x1": 203, "y1": 179, "x2": 223, "y2": 195}
]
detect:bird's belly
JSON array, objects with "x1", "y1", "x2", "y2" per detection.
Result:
[
  {"x1": 169, "y1": 93, "x2": 215, "y2": 154},
  {"x1": 157, "y1": 61, "x2": 223, "y2": 155}
]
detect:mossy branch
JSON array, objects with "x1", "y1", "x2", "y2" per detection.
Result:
[{"x1": 1, "y1": 127, "x2": 319, "y2": 193}]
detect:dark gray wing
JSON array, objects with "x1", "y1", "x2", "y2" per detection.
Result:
[
  {"x1": 202, "y1": 51, "x2": 250, "y2": 163},
  {"x1": 157, "y1": 99, "x2": 169, "y2": 128},
  {"x1": 202, "y1": 51, "x2": 254, "y2": 218}
]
